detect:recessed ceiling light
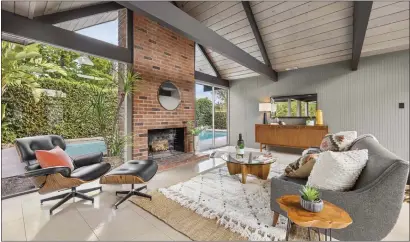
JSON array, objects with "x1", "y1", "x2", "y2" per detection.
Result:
[{"x1": 285, "y1": 68, "x2": 292, "y2": 71}]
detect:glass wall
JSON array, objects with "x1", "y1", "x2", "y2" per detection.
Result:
[
  {"x1": 214, "y1": 87, "x2": 228, "y2": 148},
  {"x1": 195, "y1": 83, "x2": 229, "y2": 151}
]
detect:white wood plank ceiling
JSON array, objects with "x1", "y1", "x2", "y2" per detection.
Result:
[
  {"x1": 1, "y1": 1, "x2": 118, "y2": 31},
  {"x1": 177, "y1": 1, "x2": 262, "y2": 80},
  {"x1": 195, "y1": 44, "x2": 218, "y2": 76},
  {"x1": 177, "y1": 1, "x2": 409, "y2": 80}
]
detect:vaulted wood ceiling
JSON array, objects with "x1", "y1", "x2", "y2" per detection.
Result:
[
  {"x1": 1, "y1": 1, "x2": 118, "y2": 31},
  {"x1": 177, "y1": 1, "x2": 409, "y2": 80}
]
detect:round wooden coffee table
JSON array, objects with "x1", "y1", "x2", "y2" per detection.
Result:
[
  {"x1": 221, "y1": 152, "x2": 276, "y2": 184},
  {"x1": 277, "y1": 195, "x2": 352, "y2": 241}
]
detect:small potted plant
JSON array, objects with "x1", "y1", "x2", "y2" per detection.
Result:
[
  {"x1": 299, "y1": 186, "x2": 323, "y2": 212},
  {"x1": 306, "y1": 116, "x2": 315, "y2": 126},
  {"x1": 187, "y1": 121, "x2": 206, "y2": 153}
]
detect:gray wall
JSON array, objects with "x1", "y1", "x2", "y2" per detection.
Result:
[{"x1": 229, "y1": 50, "x2": 409, "y2": 160}]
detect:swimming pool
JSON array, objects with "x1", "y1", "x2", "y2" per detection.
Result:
[
  {"x1": 199, "y1": 130, "x2": 227, "y2": 141},
  {"x1": 65, "y1": 140, "x2": 106, "y2": 157}
]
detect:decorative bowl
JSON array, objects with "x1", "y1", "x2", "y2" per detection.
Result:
[{"x1": 300, "y1": 196, "x2": 324, "y2": 213}]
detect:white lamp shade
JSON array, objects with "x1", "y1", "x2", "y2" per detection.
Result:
[{"x1": 259, "y1": 103, "x2": 271, "y2": 112}]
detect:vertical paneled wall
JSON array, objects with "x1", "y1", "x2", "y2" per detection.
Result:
[{"x1": 229, "y1": 50, "x2": 409, "y2": 160}]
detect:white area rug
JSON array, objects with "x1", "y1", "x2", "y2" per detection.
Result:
[{"x1": 159, "y1": 162, "x2": 289, "y2": 241}]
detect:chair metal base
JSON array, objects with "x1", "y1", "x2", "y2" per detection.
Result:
[
  {"x1": 114, "y1": 184, "x2": 151, "y2": 209},
  {"x1": 41, "y1": 186, "x2": 102, "y2": 215}
]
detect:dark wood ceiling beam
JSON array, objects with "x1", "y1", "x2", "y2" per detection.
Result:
[
  {"x1": 127, "y1": 9, "x2": 134, "y2": 56},
  {"x1": 351, "y1": 1, "x2": 373, "y2": 71},
  {"x1": 242, "y1": 1, "x2": 276, "y2": 81},
  {"x1": 197, "y1": 44, "x2": 221, "y2": 78},
  {"x1": 117, "y1": 1, "x2": 277, "y2": 81},
  {"x1": 1, "y1": 10, "x2": 132, "y2": 63},
  {"x1": 34, "y1": 2, "x2": 124, "y2": 24},
  {"x1": 195, "y1": 71, "x2": 229, "y2": 87}
]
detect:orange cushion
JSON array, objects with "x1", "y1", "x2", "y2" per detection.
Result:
[{"x1": 35, "y1": 146, "x2": 74, "y2": 170}]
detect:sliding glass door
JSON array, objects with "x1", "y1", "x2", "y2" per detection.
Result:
[
  {"x1": 213, "y1": 87, "x2": 228, "y2": 148},
  {"x1": 195, "y1": 83, "x2": 229, "y2": 151}
]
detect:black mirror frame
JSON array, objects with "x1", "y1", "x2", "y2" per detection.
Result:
[{"x1": 157, "y1": 80, "x2": 181, "y2": 111}]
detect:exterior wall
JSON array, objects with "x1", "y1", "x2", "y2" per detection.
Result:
[
  {"x1": 131, "y1": 14, "x2": 195, "y2": 159},
  {"x1": 229, "y1": 50, "x2": 409, "y2": 160}
]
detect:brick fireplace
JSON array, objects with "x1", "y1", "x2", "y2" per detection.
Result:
[{"x1": 126, "y1": 14, "x2": 195, "y2": 160}]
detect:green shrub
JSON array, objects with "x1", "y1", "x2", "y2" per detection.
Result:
[
  {"x1": 195, "y1": 98, "x2": 212, "y2": 127},
  {"x1": 1, "y1": 78, "x2": 116, "y2": 144},
  {"x1": 214, "y1": 111, "x2": 227, "y2": 130},
  {"x1": 195, "y1": 98, "x2": 227, "y2": 130}
]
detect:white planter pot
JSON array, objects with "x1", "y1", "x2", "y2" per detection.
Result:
[
  {"x1": 306, "y1": 120, "x2": 315, "y2": 126},
  {"x1": 194, "y1": 135, "x2": 200, "y2": 152}
]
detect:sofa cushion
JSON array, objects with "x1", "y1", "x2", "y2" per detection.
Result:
[
  {"x1": 320, "y1": 131, "x2": 357, "y2": 151},
  {"x1": 71, "y1": 163, "x2": 111, "y2": 181},
  {"x1": 281, "y1": 175, "x2": 308, "y2": 185},
  {"x1": 284, "y1": 153, "x2": 319, "y2": 178},
  {"x1": 307, "y1": 149, "x2": 368, "y2": 191}
]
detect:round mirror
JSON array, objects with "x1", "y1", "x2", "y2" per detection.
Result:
[{"x1": 158, "y1": 81, "x2": 181, "y2": 110}]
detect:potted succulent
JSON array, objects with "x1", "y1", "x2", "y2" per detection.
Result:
[
  {"x1": 306, "y1": 116, "x2": 315, "y2": 126},
  {"x1": 299, "y1": 186, "x2": 323, "y2": 212},
  {"x1": 187, "y1": 121, "x2": 206, "y2": 153}
]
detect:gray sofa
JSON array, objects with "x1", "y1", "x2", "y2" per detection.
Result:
[{"x1": 270, "y1": 136, "x2": 409, "y2": 241}]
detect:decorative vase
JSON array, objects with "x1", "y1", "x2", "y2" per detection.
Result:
[
  {"x1": 194, "y1": 135, "x2": 199, "y2": 153},
  {"x1": 316, "y1": 109, "x2": 323, "y2": 125},
  {"x1": 103, "y1": 156, "x2": 123, "y2": 170},
  {"x1": 300, "y1": 196, "x2": 324, "y2": 213},
  {"x1": 306, "y1": 120, "x2": 315, "y2": 126}
]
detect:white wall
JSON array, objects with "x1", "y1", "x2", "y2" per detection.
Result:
[{"x1": 229, "y1": 50, "x2": 409, "y2": 160}]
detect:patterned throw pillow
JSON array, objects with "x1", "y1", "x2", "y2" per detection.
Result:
[
  {"x1": 320, "y1": 131, "x2": 357, "y2": 151},
  {"x1": 284, "y1": 153, "x2": 319, "y2": 178},
  {"x1": 301, "y1": 147, "x2": 321, "y2": 156},
  {"x1": 307, "y1": 149, "x2": 368, "y2": 191}
]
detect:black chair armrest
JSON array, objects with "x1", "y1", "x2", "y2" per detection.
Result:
[
  {"x1": 72, "y1": 152, "x2": 103, "y2": 168},
  {"x1": 19, "y1": 166, "x2": 71, "y2": 178}
]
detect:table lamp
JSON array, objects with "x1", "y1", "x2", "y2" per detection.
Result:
[{"x1": 259, "y1": 103, "x2": 271, "y2": 124}]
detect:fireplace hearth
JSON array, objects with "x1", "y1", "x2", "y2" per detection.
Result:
[{"x1": 148, "y1": 128, "x2": 185, "y2": 160}]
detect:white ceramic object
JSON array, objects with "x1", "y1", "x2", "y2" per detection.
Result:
[
  {"x1": 194, "y1": 135, "x2": 199, "y2": 152},
  {"x1": 306, "y1": 120, "x2": 315, "y2": 126}
]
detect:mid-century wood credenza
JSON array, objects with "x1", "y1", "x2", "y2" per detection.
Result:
[{"x1": 255, "y1": 124, "x2": 328, "y2": 151}]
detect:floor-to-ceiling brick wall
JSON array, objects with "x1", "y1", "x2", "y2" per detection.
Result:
[{"x1": 130, "y1": 14, "x2": 195, "y2": 160}]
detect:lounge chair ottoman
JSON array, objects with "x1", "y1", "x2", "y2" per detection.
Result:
[{"x1": 100, "y1": 160, "x2": 158, "y2": 208}]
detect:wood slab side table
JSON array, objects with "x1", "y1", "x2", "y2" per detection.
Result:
[{"x1": 277, "y1": 195, "x2": 352, "y2": 241}]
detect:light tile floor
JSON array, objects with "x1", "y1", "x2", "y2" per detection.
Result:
[{"x1": 2, "y1": 147, "x2": 409, "y2": 241}]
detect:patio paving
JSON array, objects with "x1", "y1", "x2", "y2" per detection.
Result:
[{"x1": 1, "y1": 147, "x2": 26, "y2": 178}]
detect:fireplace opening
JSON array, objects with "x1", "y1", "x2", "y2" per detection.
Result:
[{"x1": 148, "y1": 128, "x2": 185, "y2": 160}]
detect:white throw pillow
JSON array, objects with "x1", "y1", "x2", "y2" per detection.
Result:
[{"x1": 307, "y1": 149, "x2": 368, "y2": 191}]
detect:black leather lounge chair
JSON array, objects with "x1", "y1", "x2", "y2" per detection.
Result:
[{"x1": 15, "y1": 135, "x2": 111, "y2": 214}]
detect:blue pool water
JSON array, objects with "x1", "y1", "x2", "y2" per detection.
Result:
[
  {"x1": 65, "y1": 141, "x2": 107, "y2": 157},
  {"x1": 199, "y1": 130, "x2": 227, "y2": 141},
  {"x1": 64, "y1": 132, "x2": 227, "y2": 156}
]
